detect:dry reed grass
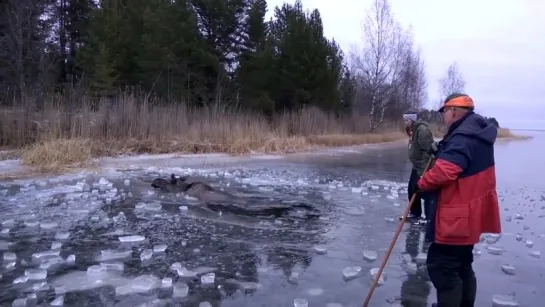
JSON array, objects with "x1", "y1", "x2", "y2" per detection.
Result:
[{"x1": 0, "y1": 94, "x2": 407, "y2": 172}]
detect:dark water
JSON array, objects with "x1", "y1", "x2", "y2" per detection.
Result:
[{"x1": 0, "y1": 132, "x2": 544, "y2": 307}]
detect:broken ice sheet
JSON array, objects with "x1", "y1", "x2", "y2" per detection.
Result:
[{"x1": 3, "y1": 252, "x2": 16, "y2": 261}]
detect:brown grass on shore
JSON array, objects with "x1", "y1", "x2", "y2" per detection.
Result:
[
  {"x1": 0, "y1": 94, "x2": 407, "y2": 172},
  {"x1": 428, "y1": 123, "x2": 529, "y2": 140}
]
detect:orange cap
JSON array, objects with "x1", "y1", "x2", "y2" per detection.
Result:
[{"x1": 438, "y1": 94, "x2": 474, "y2": 112}]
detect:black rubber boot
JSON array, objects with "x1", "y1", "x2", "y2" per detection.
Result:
[{"x1": 460, "y1": 273, "x2": 477, "y2": 307}]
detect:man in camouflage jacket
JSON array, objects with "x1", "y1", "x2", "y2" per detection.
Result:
[{"x1": 401, "y1": 111, "x2": 434, "y2": 224}]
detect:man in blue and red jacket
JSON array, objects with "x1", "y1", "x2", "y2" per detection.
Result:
[{"x1": 417, "y1": 93, "x2": 501, "y2": 307}]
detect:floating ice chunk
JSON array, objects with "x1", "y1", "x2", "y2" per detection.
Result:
[
  {"x1": 39, "y1": 256, "x2": 65, "y2": 270},
  {"x1": 173, "y1": 282, "x2": 189, "y2": 298},
  {"x1": 50, "y1": 295, "x2": 64, "y2": 306},
  {"x1": 12, "y1": 273, "x2": 28, "y2": 284},
  {"x1": 525, "y1": 240, "x2": 533, "y2": 248},
  {"x1": 342, "y1": 266, "x2": 362, "y2": 281},
  {"x1": 3, "y1": 252, "x2": 16, "y2": 262},
  {"x1": 124, "y1": 179, "x2": 130, "y2": 186},
  {"x1": 169, "y1": 262, "x2": 182, "y2": 271},
  {"x1": 199, "y1": 302, "x2": 212, "y2": 307},
  {"x1": 24, "y1": 220, "x2": 39, "y2": 227},
  {"x1": 415, "y1": 253, "x2": 427, "y2": 264},
  {"x1": 100, "y1": 262, "x2": 124, "y2": 272},
  {"x1": 363, "y1": 250, "x2": 377, "y2": 262},
  {"x1": 32, "y1": 250, "x2": 60, "y2": 261},
  {"x1": 501, "y1": 264, "x2": 515, "y2": 275},
  {"x1": 486, "y1": 234, "x2": 501, "y2": 244},
  {"x1": 12, "y1": 298, "x2": 28, "y2": 307},
  {"x1": 294, "y1": 298, "x2": 308, "y2": 307},
  {"x1": 31, "y1": 281, "x2": 50, "y2": 292},
  {"x1": 288, "y1": 272, "x2": 299, "y2": 284},
  {"x1": 161, "y1": 277, "x2": 172, "y2": 288},
  {"x1": 65, "y1": 254, "x2": 76, "y2": 264},
  {"x1": 119, "y1": 235, "x2": 145, "y2": 243},
  {"x1": 87, "y1": 265, "x2": 108, "y2": 277},
  {"x1": 486, "y1": 246, "x2": 504, "y2": 255},
  {"x1": 313, "y1": 245, "x2": 327, "y2": 254},
  {"x1": 514, "y1": 213, "x2": 523, "y2": 220},
  {"x1": 115, "y1": 275, "x2": 160, "y2": 296},
  {"x1": 403, "y1": 262, "x2": 417, "y2": 274},
  {"x1": 384, "y1": 217, "x2": 395, "y2": 223},
  {"x1": 492, "y1": 294, "x2": 519, "y2": 307},
  {"x1": 2, "y1": 219, "x2": 15, "y2": 227},
  {"x1": 97, "y1": 249, "x2": 132, "y2": 262},
  {"x1": 3, "y1": 262, "x2": 14, "y2": 271},
  {"x1": 140, "y1": 249, "x2": 153, "y2": 261},
  {"x1": 176, "y1": 267, "x2": 197, "y2": 278},
  {"x1": 98, "y1": 178, "x2": 109, "y2": 185},
  {"x1": 1, "y1": 228, "x2": 10, "y2": 235},
  {"x1": 135, "y1": 203, "x2": 146, "y2": 210},
  {"x1": 51, "y1": 241, "x2": 62, "y2": 250},
  {"x1": 145, "y1": 203, "x2": 162, "y2": 211},
  {"x1": 153, "y1": 244, "x2": 167, "y2": 253},
  {"x1": 54, "y1": 232, "x2": 70, "y2": 240},
  {"x1": 179, "y1": 206, "x2": 188, "y2": 211},
  {"x1": 40, "y1": 222, "x2": 58, "y2": 230},
  {"x1": 515, "y1": 234, "x2": 523, "y2": 241},
  {"x1": 200, "y1": 273, "x2": 215, "y2": 286},
  {"x1": 351, "y1": 187, "x2": 363, "y2": 193},
  {"x1": 529, "y1": 251, "x2": 541, "y2": 259},
  {"x1": 325, "y1": 304, "x2": 343, "y2": 307},
  {"x1": 369, "y1": 268, "x2": 386, "y2": 286},
  {"x1": 25, "y1": 268, "x2": 47, "y2": 280},
  {"x1": 307, "y1": 288, "x2": 324, "y2": 296}
]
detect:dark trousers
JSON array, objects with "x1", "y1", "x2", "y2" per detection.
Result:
[
  {"x1": 426, "y1": 243, "x2": 477, "y2": 307},
  {"x1": 408, "y1": 169, "x2": 423, "y2": 217}
]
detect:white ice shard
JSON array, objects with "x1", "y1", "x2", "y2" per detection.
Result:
[
  {"x1": 24, "y1": 268, "x2": 47, "y2": 280},
  {"x1": 342, "y1": 266, "x2": 362, "y2": 281},
  {"x1": 140, "y1": 249, "x2": 153, "y2": 261},
  {"x1": 118, "y1": 235, "x2": 146, "y2": 243},
  {"x1": 363, "y1": 250, "x2": 378, "y2": 262},
  {"x1": 172, "y1": 282, "x2": 189, "y2": 298},
  {"x1": 369, "y1": 268, "x2": 386, "y2": 286}
]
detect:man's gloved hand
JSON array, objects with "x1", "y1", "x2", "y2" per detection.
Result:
[{"x1": 428, "y1": 141, "x2": 439, "y2": 155}]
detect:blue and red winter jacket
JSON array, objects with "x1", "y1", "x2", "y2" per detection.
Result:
[{"x1": 417, "y1": 111, "x2": 501, "y2": 245}]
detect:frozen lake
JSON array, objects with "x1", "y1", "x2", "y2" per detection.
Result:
[{"x1": 0, "y1": 132, "x2": 544, "y2": 307}]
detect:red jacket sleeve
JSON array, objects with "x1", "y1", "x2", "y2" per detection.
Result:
[{"x1": 417, "y1": 159, "x2": 463, "y2": 191}]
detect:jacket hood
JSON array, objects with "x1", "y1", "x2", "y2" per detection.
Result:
[
  {"x1": 448, "y1": 111, "x2": 497, "y2": 145},
  {"x1": 412, "y1": 119, "x2": 428, "y2": 129}
]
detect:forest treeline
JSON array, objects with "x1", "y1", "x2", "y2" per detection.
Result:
[{"x1": 0, "y1": 0, "x2": 433, "y2": 130}]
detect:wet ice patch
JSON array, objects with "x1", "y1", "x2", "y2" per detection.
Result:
[{"x1": 294, "y1": 298, "x2": 308, "y2": 307}]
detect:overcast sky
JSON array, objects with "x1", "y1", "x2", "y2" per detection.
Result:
[{"x1": 265, "y1": 0, "x2": 545, "y2": 129}]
